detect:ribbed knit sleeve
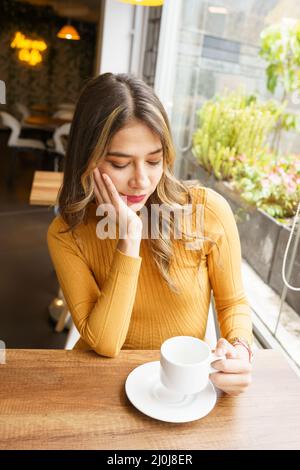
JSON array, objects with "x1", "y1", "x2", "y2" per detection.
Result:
[
  {"x1": 204, "y1": 188, "x2": 253, "y2": 345},
  {"x1": 47, "y1": 217, "x2": 142, "y2": 357}
]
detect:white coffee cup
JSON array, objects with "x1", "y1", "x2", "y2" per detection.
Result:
[{"x1": 160, "y1": 336, "x2": 225, "y2": 396}]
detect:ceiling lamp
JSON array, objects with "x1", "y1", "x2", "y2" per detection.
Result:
[
  {"x1": 57, "y1": 22, "x2": 80, "y2": 40},
  {"x1": 117, "y1": 0, "x2": 164, "y2": 6}
]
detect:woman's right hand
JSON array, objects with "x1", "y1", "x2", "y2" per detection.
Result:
[{"x1": 93, "y1": 168, "x2": 143, "y2": 241}]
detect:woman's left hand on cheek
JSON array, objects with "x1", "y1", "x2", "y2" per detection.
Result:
[{"x1": 209, "y1": 338, "x2": 252, "y2": 396}]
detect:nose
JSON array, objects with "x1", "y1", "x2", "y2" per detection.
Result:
[{"x1": 128, "y1": 164, "x2": 150, "y2": 190}]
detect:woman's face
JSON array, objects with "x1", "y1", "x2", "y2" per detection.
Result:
[{"x1": 98, "y1": 119, "x2": 164, "y2": 211}]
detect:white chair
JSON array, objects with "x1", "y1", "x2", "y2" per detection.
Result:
[
  {"x1": 0, "y1": 80, "x2": 6, "y2": 105},
  {"x1": 204, "y1": 295, "x2": 220, "y2": 349},
  {"x1": 56, "y1": 103, "x2": 75, "y2": 112},
  {"x1": 64, "y1": 320, "x2": 80, "y2": 350},
  {"x1": 49, "y1": 288, "x2": 78, "y2": 349},
  {"x1": 53, "y1": 122, "x2": 71, "y2": 154},
  {"x1": 47, "y1": 122, "x2": 71, "y2": 171},
  {"x1": 0, "y1": 111, "x2": 46, "y2": 186},
  {"x1": 52, "y1": 110, "x2": 74, "y2": 120},
  {"x1": 14, "y1": 102, "x2": 30, "y2": 121}
]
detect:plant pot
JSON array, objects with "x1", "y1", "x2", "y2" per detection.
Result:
[{"x1": 269, "y1": 226, "x2": 300, "y2": 313}]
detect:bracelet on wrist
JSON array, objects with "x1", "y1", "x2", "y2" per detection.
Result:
[{"x1": 230, "y1": 337, "x2": 253, "y2": 363}]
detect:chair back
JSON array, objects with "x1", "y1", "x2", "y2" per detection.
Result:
[
  {"x1": 53, "y1": 122, "x2": 71, "y2": 155},
  {"x1": 52, "y1": 110, "x2": 74, "y2": 120},
  {"x1": 0, "y1": 111, "x2": 21, "y2": 146},
  {"x1": 0, "y1": 80, "x2": 6, "y2": 104},
  {"x1": 204, "y1": 296, "x2": 220, "y2": 349},
  {"x1": 64, "y1": 321, "x2": 80, "y2": 350},
  {"x1": 15, "y1": 103, "x2": 30, "y2": 120},
  {"x1": 56, "y1": 102, "x2": 75, "y2": 112}
]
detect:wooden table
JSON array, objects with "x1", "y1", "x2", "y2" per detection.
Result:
[
  {"x1": 23, "y1": 115, "x2": 71, "y2": 131},
  {"x1": 0, "y1": 349, "x2": 299, "y2": 450},
  {"x1": 30, "y1": 104, "x2": 51, "y2": 114},
  {"x1": 29, "y1": 170, "x2": 63, "y2": 206}
]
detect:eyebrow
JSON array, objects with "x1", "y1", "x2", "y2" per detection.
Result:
[{"x1": 106, "y1": 148, "x2": 163, "y2": 158}]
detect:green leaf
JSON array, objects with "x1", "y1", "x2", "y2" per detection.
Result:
[{"x1": 266, "y1": 64, "x2": 278, "y2": 93}]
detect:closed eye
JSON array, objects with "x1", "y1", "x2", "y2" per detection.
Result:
[{"x1": 110, "y1": 161, "x2": 162, "y2": 169}]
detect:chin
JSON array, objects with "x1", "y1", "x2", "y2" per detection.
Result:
[{"x1": 128, "y1": 201, "x2": 146, "y2": 211}]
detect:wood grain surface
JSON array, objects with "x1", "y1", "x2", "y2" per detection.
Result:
[
  {"x1": 0, "y1": 349, "x2": 299, "y2": 450},
  {"x1": 29, "y1": 171, "x2": 63, "y2": 206}
]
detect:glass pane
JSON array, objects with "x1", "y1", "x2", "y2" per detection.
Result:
[{"x1": 170, "y1": 0, "x2": 300, "y2": 177}]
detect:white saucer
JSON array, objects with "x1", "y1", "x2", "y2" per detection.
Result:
[{"x1": 125, "y1": 361, "x2": 217, "y2": 423}]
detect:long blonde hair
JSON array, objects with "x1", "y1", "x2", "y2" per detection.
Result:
[{"x1": 59, "y1": 73, "x2": 211, "y2": 292}]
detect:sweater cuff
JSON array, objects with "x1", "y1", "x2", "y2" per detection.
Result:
[{"x1": 110, "y1": 248, "x2": 142, "y2": 275}]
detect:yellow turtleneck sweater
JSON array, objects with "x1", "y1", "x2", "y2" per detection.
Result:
[{"x1": 47, "y1": 186, "x2": 253, "y2": 357}]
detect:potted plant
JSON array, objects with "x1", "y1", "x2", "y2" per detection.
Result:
[{"x1": 189, "y1": 87, "x2": 300, "y2": 312}]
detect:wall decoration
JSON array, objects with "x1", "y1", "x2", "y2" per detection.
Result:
[
  {"x1": 10, "y1": 31, "x2": 47, "y2": 66},
  {"x1": 0, "y1": 0, "x2": 96, "y2": 112}
]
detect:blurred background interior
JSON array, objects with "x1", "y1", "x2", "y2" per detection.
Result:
[{"x1": 0, "y1": 0, "x2": 299, "y2": 372}]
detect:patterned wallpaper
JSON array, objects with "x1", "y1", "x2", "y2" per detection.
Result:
[{"x1": 0, "y1": 0, "x2": 97, "y2": 114}]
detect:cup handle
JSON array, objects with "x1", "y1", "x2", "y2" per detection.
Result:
[{"x1": 208, "y1": 352, "x2": 226, "y2": 374}]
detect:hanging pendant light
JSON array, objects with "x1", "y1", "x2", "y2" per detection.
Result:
[
  {"x1": 57, "y1": 0, "x2": 80, "y2": 41},
  {"x1": 117, "y1": 0, "x2": 164, "y2": 6},
  {"x1": 57, "y1": 22, "x2": 80, "y2": 41}
]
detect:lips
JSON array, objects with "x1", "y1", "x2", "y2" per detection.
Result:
[{"x1": 120, "y1": 194, "x2": 146, "y2": 203}]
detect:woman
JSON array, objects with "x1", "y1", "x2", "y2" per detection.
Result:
[{"x1": 47, "y1": 72, "x2": 253, "y2": 396}]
